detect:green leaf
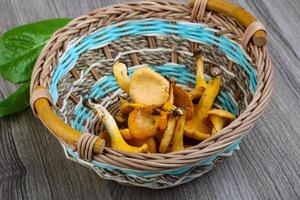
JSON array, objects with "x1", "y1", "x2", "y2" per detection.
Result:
[
  {"x1": 0, "y1": 18, "x2": 71, "y2": 83},
  {"x1": 0, "y1": 82, "x2": 30, "y2": 117}
]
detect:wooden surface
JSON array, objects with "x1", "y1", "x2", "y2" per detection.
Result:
[{"x1": 0, "y1": 0, "x2": 299, "y2": 199}]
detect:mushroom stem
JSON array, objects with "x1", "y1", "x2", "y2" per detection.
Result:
[
  {"x1": 161, "y1": 81, "x2": 184, "y2": 117},
  {"x1": 189, "y1": 86, "x2": 205, "y2": 100},
  {"x1": 99, "y1": 131, "x2": 111, "y2": 147},
  {"x1": 168, "y1": 80, "x2": 175, "y2": 104},
  {"x1": 161, "y1": 102, "x2": 174, "y2": 112},
  {"x1": 119, "y1": 97, "x2": 146, "y2": 115},
  {"x1": 171, "y1": 112, "x2": 186, "y2": 152},
  {"x1": 184, "y1": 76, "x2": 221, "y2": 139},
  {"x1": 196, "y1": 56, "x2": 208, "y2": 89},
  {"x1": 161, "y1": 80, "x2": 176, "y2": 112},
  {"x1": 159, "y1": 116, "x2": 177, "y2": 153},
  {"x1": 146, "y1": 138, "x2": 157, "y2": 153},
  {"x1": 127, "y1": 137, "x2": 157, "y2": 153},
  {"x1": 184, "y1": 130, "x2": 211, "y2": 141},
  {"x1": 173, "y1": 86, "x2": 194, "y2": 120},
  {"x1": 113, "y1": 62, "x2": 130, "y2": 93},
  {"x1": 120, "y1": 128, "x2": 133, "y2": 140},
  {"x1": 207, "y1": 109, "x2": 236, "y2": 135},
  {"x1": 210, "y1": 115, "x2": 225, "y2": 135},
  {"x1": 83, "y1": 99, "x2": 148, "y2": 153},
  {"x1": 161, "y1": 102, "x2": 184, "y2": 117}
]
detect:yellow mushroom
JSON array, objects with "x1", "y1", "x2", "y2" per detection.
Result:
[
  {"x1": 173, "y1": 86, "x2": 194, "y2": 120},
  {"x1": 189, "y1": 86, "x2": 205, "y2": 101},
  {"x1": 159, "y1": 84, "x2": 184, "y2": 153},
  {"x1": 161, "y1": 81, "x2": 184, "y2": 117},
  {"x1": 195, "y1": 55, "x2": 208, "y2": 89},
  {"x1": 167, "y1": 80, "x2": 175, "y2": 104},
  {"x1": 119, "y1": 97, "x2": 146, "y2": 115},
  {"x1": 145, "y1": 137, "x2": 157, "y2": 153},
  {"x1": 184, "y1": 130, "x2": 211, "y2": 141},
  {"x1": 129, "y1": 67, "x2": 170, "y2": 107},
  {"x1": 184, "y1": 76, "x2": 221, "y2": 140},
  {"x1": 113, "y1": 62, "x2": 130, "y2": 93},
  {"x1": 159, "y1": 116, "x2": 177, "y2": 153},
  {"x1": 128, "y1": 107, "x2": 168, "y2": 140},
  {"x1": 171, "y1": 111, "x2": 186, "y2": 152},
  {"x1": 207, "y1": 109, "x2": 236, "y2": 135},
  {"x1": 83, "y1": 98, "x2": 148, "y2": 153},
  {"x1": 114, "y1": 110, "x2": 127, "y2": 126},
  {"x1": 128, "y1": 137, "x2": 157, "y2": 153},
  {"x1": 99, "y1": 131, "x2": 111, "y2": 147},
  {"x1": 161, "y1": 102, "x2": 174, "y2": 112},
  {"x1": 119, "y1": 128, "x2": 133, "y2": 140},
  {"x1": 185, "y1": 55, "x2": 207, "y2": 102}
]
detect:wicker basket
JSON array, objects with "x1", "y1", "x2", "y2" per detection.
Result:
[{"x1": 30, "y1": 0, "x2": 272, "y2": 189}]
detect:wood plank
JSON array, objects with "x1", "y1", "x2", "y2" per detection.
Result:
[{"x1": 0, "y1": 0, "x2": 300, "y2": 199}]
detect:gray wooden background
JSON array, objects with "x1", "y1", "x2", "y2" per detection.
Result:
[{"x1": 0, "y1": 0, "x2": 299, "y2": 199}]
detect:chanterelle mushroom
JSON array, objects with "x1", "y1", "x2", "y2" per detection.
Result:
[
  {"x1": 184, "y1": 76, "x2": 221, "y2": 140},
  {"x1": 173, "y1": 86, "x2": 194, "y2": 120},
  {"x1": 189, "y1": 86, "x2": 205, "y2": 101},
  {"x1": 159, "y1": 116, "x2": 176, "y2": 153},
  {"x1": 195, "y1": 55, "x2": 208, "y2": 89},
  {"x1": 161, "y1": 80, "x2": 184, "y2": 117},
  {"x1": 159, "y1": 82, "x2": 180, "y2": 153},
  {"x1": 128, "y1": 137, "x2": 157, "y2": 153},
  {"x1": 171, "y1": 111, "x2": 187, "y2": 152},
  {"x1": 129, "y1": 67, "x2": 170, "y2": 106},
  {"x1": 83, "y1": 98, "x2": 148, "y2": 153},
  {"x1": 187, "y1": 55, "x2": 207, "y2": 102},
  {"x1": 113, "y1": 62, "x2": 130, "y2": 93},
  {"x1": 207, "y1": 109, "x2": 236, "y2": 135},
  {"x1": 128, "y1": 107, "x2": 168, "y2": 140},
  {"x1": 119, "y1": 97, "x2": 146, "y2": 115}
]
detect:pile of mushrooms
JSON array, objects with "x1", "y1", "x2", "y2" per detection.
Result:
[{"x1": 83, "y1": 57, "x2": 235, "y2": 153}]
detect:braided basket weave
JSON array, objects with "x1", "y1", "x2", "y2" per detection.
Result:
[{"x1": 30, "y1": 0, "x2": 272, "y2": 189}]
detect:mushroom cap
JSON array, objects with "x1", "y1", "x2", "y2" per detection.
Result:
[
  {"x1": 128, "y1": 107, "x2": 168, "y2": 140},
  {"x1": 129, "y1": 67, "x2": 170, "y2": 106},
  {"x1": 207, "y1": 109, "x2": 236, "y2": 120}
]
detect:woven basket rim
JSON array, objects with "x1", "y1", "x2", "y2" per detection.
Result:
[{"x1": 29, "y1": 0, "x2": 272, "y2": 171}]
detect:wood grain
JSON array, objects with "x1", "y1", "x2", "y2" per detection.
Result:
[{"x1": 0, "y1": 0, "x2": 300, "y2": 199}]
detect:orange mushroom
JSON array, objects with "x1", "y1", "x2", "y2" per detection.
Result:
[
  {"x1": 113, "y1": 62, "x2": 130, "y2": 93},
  {"x1": 207, "y1": 109, "x2": 236, "y2": 135},
  {"x1": 128, "y1": 107, "x2": 168, "y2": 140},
  {"x1": 159, "y1": 116, "x2": 176, "y2": 153},
  {"x1": 128, "y1": 137, "x2": 157, "y2": 153},
  {"x1": 171, "y1": 111, "x2": 187, "y2": 152},
  {"x1": 195, "y1": 55, "x2": 208, "y2": 89},
  {"x1": 129, "y1": 67, "x2": 170, "y2": 107},
  {"x1": 119, "y1": 97, "x2": 146, "y2": 115},
  {"x1": 83, "y1": 98, "x2": 148, "y2": 153},
  {"x1": 173, "y1": 86, "x2": 194, "y2": 120},
  {"x1": 184, "y1": 76, "x2": 221, "y2": 140}
]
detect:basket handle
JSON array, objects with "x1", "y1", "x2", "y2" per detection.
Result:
[
  {"x1": 31, "y1": 87, "x2": 104, "y2": 154},
  {"x1": 189, "y1": 0, "x2": 267, "y2": 47}
]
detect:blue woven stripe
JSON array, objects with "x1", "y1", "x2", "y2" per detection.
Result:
[
  {"x1": 66, "y1": 138, "x2": 241, "y2": 177},
  {"x1": 50, "y1": 19, "x2": 257, "y2": 103}
]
